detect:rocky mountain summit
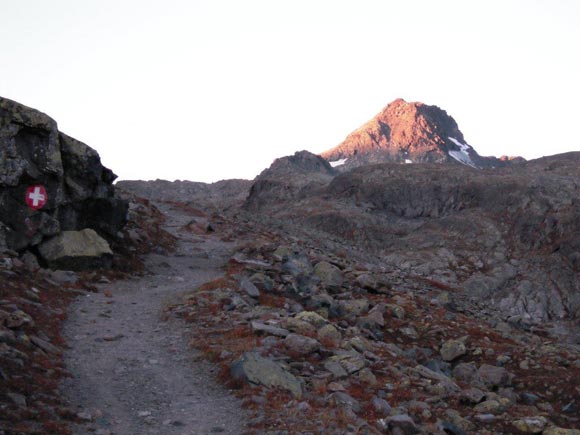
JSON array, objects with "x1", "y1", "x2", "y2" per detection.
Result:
[
  {"x1": 321, "y1": 99, "x2": 522, "y2": 170},
  {"x1": 0, "y1": 96, "x2": 127, "y2": 269}
]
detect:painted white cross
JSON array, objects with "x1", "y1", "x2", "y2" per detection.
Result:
[{"x1": 28, "y1": 186, "x2": 46, "y2": 207}]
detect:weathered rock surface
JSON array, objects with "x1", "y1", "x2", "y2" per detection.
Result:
[
  {"x1": 0, "y1": 96, "x2": 127, "y2": 266},
  {"x1": 230, "y1": 352, "x2": 302, "y2": 398},
  {"x1": 38, "y1": 228, "x2": 113, "y2": 270}
]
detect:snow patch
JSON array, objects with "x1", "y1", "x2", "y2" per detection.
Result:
[
  {"x1": 329, "y1": 158, "x2": 348, "y2": 167},
  {"x1": 448, "y1": 137, "x2": 478, "y2": 169}
]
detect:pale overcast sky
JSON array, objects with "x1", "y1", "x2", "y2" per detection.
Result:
[{"x1": 1, "y1": 1, "x2": 579, "y2": 182}]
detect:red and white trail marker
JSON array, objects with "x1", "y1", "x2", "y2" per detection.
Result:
[{"x1": 25, "y1": 185, "x2": 48, "y2": 210}]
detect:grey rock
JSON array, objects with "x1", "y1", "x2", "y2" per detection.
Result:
[
  {"x1": 230, "y1": 352, "x2": 302, "y2": 398},
  {"x1": 328, "y1": 391, "x2": 361, "y2": 413},
  {"x1": 250, "y1": 321, "x2": 290, "y2": 337},
  {"x1": 452, "y1": 362, "x2": 480, "y2": 383},
  {"x1": 478, "y1": 364, "x2": 512, "y2": 388},
  {"x1": 440, "y1": 338, "x2": 467, "y2": 361},
  {"x1": 240, "y1": 277, "x2": 260, "y2": 298},
  {"x1": 38, "y1": 229, "x2": 113, "y2": 270},
  {"x1": 327, "y1": 353, "x2": 366, "y2": 374},
  {"x1": 459, "y1": 387, "x2": 486, "y2": 404},
  {"x1": 383, "y1": 414, "x2": 419, "y2": 434},
  {"x1": 30, "y1": 335, "x2": 60, "y2": 354},
  {"x1": 313, "y1": 261, "x2": 343, "y2": 290},
  {"x1": 371, "y1": 396, "x2": 392, "y2": 417},
  {"x1": 323, "y1": 359, "x2": 348, "y2": 379},
  {"x1": 6, "y1": 392, "x2": 27, "y2": 407},
  {"x1": 284, "y1": 333, "x2": 321, "y2": 355},
  {"x1": 512, "y1": 416, "x2": 548, "y2": 434}
]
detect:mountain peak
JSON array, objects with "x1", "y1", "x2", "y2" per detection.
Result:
[{"x1": 321, "y1": 99, "x2": 509, "y2": 169}]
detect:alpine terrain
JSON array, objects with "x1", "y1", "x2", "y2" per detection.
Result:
[{"x1": 1, "y1": 96, "x2": 579, "y2": 435}]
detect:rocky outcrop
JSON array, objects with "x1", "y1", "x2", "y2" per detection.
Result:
[
  {"x1": 243, "y1": 150, "x2": 336, "y2": 211},
  {"x1": 0, "y1": 96, "x2": 127, "y2": 267},
  {"x1": 321, "y1": 98, "x2": 518, "y2": 170},
  {"x1": 243, "y1": 150, "x2": 580, "y2": 325}
]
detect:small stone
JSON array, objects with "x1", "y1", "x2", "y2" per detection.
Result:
[
  {"x1": 520, "y1": 392, "x2": 540, "y2": 405},
  {"x1": 328, "y1": 392, "x2": 361, "y2": 413},
  {"x1": 240, "y1": 277, "x2": 260, "y2": 298},
  {"x1": 385, "y1": 303, "x2": 405, "y2": 319},
  {"x1": 512, "y1": 416, "x2": 548, "y2": 434},
  {"x1": 384, "y1": 414, "x2": 419, "y2": 435},
  {"x1": 439, "y1": 421, "x2": 466, "y2": 435},
  {"x1": 357, "y1": 368, "x2": 377, "y2": 385},
  {"x1": 327, "y1": 381, "x2": 346, "y2": 392},
  {"x1": 338, "y1": 299, "x2": 370, "y2": 316},
  {"x1": 317, "y1": 324, "x2": 342, "y2": 346},
  {"x1": 478, "y1": 363, "x2": 512, "y2": 388},
  {"x1": 355, "y1": 273, "x2": 378, "y2": 291},
  {"x1": 313, "y1": 261, "x2": 343, "y2": 290},
  {"x1": 474, "y1": 413, "x2": 496, "y2": 423},
  {"x1": 230, "y1": 352, "x2": 302, "y2": 398},
  {"x1": 251, "y1": 321, "x2": 290, "y2": 337},
  {"x1": 77, "y1": 411, "x2": 94, "y2": 421},
  {"x1": 459, "y1": 387, "x2": 486, "y2": 404},
  {"x1": 327, "y1": 353, "x2": 366, "y2": 374},
  {"x1": 371, "y1": 396, "x2": 392, "y2": 417},
  {"x1": 452, "y1": 362, "x2": 479, "y2": 383},
  {"x1": 103, "y1": 334, "x2": 124, "y2": 342},
  {"x1": 440, "y1": 338, "x2": 467, "y2": 361},
  {"x1": 473, "y1": 400, "x2": 503, "y2": 414},
  {"x1": 400, "y1": 326, "x2": 419, "y2": 339},
  {"x1": 284, "y1": 333, "x2": 321, "y2": 355},
  {"x1": 324, "y1": 360, "x2": 348, "y2": 379},
  {"x1": 7, "y1": 392, "x2": 27, "y2": 407},
  {"x1": 295, "y1": 311, "x2": 328, "y2": 328},
  {"x1": 30, "y1": 335, "x2": 60, "y2": 354},
  {"x1": 137, "y1": 410, "x2": 152, "y2": 417}
]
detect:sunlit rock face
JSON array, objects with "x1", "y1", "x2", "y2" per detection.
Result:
[
  {"x1": 321, "y1": 98, "x2": 522, "y2": 170},
  {"x1": 0, "y1": 96, "x2": 127, "y2": 266}
]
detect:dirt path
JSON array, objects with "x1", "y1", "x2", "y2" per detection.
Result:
[{"x1": 60, "y1": 202, "x2": 248, "y2": 435}]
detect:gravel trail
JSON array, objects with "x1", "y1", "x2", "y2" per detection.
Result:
[{"x1": 61, "y1": 202, "x2": 248, "y2": 435}]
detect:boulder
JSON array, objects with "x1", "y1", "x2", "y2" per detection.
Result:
[
  {"x1": 230, "y1": 352, "x2": 302, "y2": 398},
  {"x1": 38, "y1": 229, "x2": 113, "y2": 270},
  {"x1": 0, "y1": 96, "x2": 127, "y2": 262},
  {"x1": 440, "y1": 338, "x2": 467, "y2": 361},
  {"x1": 313, "y1": 261, "x2": 343, "y2": 290}
]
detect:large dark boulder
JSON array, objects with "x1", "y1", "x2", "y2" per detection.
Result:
[{"x1": 0, "y1": 96, "x2": 127, "y2": 266}]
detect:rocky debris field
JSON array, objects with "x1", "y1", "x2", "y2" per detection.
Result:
[{"x1": 166, "y1": 209, "x2": 580, "y2": 434}]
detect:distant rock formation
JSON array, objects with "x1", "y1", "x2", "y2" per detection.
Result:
[
  {"x1": 0, "y1": 96, "x2": 127, "y2": 269},
  {"x1": 321, "y1": 98, "x2": 519, "y2": 170},
  {"x1": 244, "y1": 148, "x2": 580, "y2": 324},
  {"x1": 244, "y1": 151, "x2": 336, "y2": 211}
]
